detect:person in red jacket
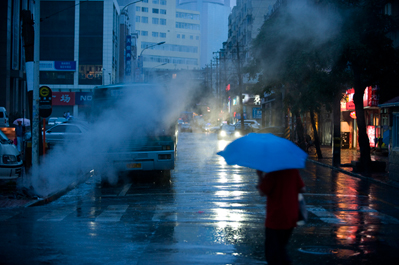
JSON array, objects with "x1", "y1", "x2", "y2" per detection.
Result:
[{"x1": 256, "y1": 169, "x2": 306, "y2": 265}]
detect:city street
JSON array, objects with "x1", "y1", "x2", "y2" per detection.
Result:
[{"x1": 1, "y1": 132, "x2": 399, "y2": 264}]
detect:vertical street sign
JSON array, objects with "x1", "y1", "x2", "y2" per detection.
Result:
[{"x1": 125, "y1": 35, "x2": 132, "y2": 76}]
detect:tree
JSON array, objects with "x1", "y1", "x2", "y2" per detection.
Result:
[{"x1": 332, "y1": 0, "x2": 399, "y2": 174}]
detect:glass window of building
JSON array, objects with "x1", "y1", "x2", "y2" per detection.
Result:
[
  {"x1": 136, "y1": 16, "x2": 140, "y2": 22},
  {"x1": 160, "y1": 0, "x2": 167, "y2": 5},
  {"x1": 78, "y1": 1, "x2": 103, "y2": 85},
  {"x1": 177, "y1": 34, "x2": 180, "y2": 38},
  {"x1": 182, "y1": 34, "x2": 185, "y2": 39},
  {"x1": 152, "y1": 18, "x2": 159, "y2": 24},
  {"x1": 136, "y1": 6, "x2": 140, "y2": 11},
  {"x1": 160, "y1": 9, "x2": 166, "y2": 14},
  {"x1": 142, "y1": 17, "x2": 148, "y2": 23},
  {"x1": 40, "y1": 71, "x2": 74, "y2": 85},
  {"x1": 41, "y1": 1, "x2": 75, "y2": 61},
  {"x1": 153, "y1": 0, "x2": 159, "y2": 3},
  {"x1": 143, "y1": 0, "x2": 148, "y2": 2},
  {"x1": 160, "y1": 33, "x2": 166, "y2": 38},
  {"x1": 160, "y1": 18, "x2": 166, "y2": 25},
  {"x1": 142, "y1": 7, "x2": 148, "y2": 12},
  {"x1": 190, "y1": 35, "x2": 193, "y2": 40},
  {"x1": 152, "y1": 8, "x2": 159, "y2": 13},
  {"x1": 141, "y1": 31, "x2": 148, "y2": 36},
  {"x1": 152, "y1": 32, "x2": 159, "y2": 37}
]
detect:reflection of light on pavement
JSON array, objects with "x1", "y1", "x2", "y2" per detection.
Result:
[
  {"x1": 88, "y1": 221, "x2": 98, "y2": 237},
  {"x1": 212, "y1": 208, "x2": 243, "y2": 230},
  {"x1": 217, "y1": 140, "x2": 229, "y2": 151},
  {"x1": 217, "y1": 172, "x2": 228, "y2": 183}
]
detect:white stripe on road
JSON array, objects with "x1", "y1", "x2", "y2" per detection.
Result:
[
  {"x1": 306, "y1": 206, "x2": 345, "y2": 224},
  {"x1": 118, "y1": 183, "x2": 132, "y2": 197},
  {"x1": 95, "y1": 205, "x2": 129, "y2": 222},
  {"x1": 38, "y1": 207, "x2": 76, "y2": 221}
]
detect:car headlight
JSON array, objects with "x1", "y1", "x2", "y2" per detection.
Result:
[
  {"x1": 234, "y1": 131, "x2": 241, "y2": 137},
  {"x1": 2, "y1": 154, "x2": 19, "y2": 164},
  {"x1": 220, "y1": 131, "x2": 227, "y2": 137}
]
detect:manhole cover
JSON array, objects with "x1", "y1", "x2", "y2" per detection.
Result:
[{"x1": 298, "y1": 246, "x2": 360, "y2": 258}]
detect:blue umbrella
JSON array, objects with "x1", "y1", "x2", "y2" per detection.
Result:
[{"x1": 217, "y1": 133, "x2": 308, "y2": 172}]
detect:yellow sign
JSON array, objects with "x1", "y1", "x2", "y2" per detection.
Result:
[{"x1": 40, "y1": 86, "x2": 51, "y2": 97}]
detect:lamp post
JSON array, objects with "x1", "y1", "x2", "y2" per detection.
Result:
[
  {"x1": 139, "y1": 41, "x2": 165, "y2": 81},
  {"x1": 119, "y1": 0, "x2": 143, "y2": 82},
  {"x1": 147, "y1": 62, "x2": 167, "y2": 82}
]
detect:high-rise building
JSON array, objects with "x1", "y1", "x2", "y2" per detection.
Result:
[
  {"x1": 177, "y1": 0, "x2": 231, "y2": 67},
  {"x1": 134, "y1": 0, "x2": 201, "y2": 75}
]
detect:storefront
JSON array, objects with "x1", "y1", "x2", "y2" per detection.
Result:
[
  {"x1": 51, "y1": 91, "x2": 93, "y2": 119},
  {"x1": 341, "y1": 86, "x2": 381, "y2": 149}
]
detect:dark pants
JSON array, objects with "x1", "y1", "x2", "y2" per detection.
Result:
[{"x1": 265, "y1": 227, "x2": 294, "y2": 265}]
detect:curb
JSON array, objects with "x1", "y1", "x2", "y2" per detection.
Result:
[
  {"x1": 307, "y1": 159, "x2": 399, "y2": 189},
  {"x1": 26, "y1": 181, "x2": 79, "y2": 207}
]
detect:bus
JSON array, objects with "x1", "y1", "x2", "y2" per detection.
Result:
[{"x1": 91, "y1": 83, "x2": 178, "y2": 182}]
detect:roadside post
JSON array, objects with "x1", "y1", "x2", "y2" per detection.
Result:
[{"x1": 39, "y1": 86, "x2": 52, "y2": 156}]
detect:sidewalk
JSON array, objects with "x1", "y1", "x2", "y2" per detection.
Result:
[{"x1": 307, "y1": 145, "x2": 397, "y2": 188}]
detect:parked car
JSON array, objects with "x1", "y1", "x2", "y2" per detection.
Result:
[
  {"x1": 47, "y1": 117, "x2": 68, "y2": 127},
  {"x1": 235, "y1": 119, "x2": 261, "y2": 130},
  {"x1": 0, "y1": 107, "x2": 10, "y2": 127},
  {"x1": 234, "y1": 122, "x2": 254, "y2": 135},
  {"x1": 0, "y1": 130, "x2": 22, "y2": 180},
  {"x1": 44, "y1": 123, "x2": 89, "y2": 147}
]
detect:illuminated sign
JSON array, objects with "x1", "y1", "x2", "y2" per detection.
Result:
[{"x1": 350, "y1": 111, "x2": 356, "y2": 119}]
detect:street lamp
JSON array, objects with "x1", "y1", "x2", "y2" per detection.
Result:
[
  {"x1": 120, "y1": 0, "x2": 143, "y2": 15},
  {"x1": 139, "y1": 41, "x2": 166, "y2": 57},
  {"x1": 146, "y1": 62, "x2": 167, "y2": 82},
  {"x1": 139, "y1": 41, "x2": 166, "y2": 82}
]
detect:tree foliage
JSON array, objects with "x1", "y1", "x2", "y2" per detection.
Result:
[{"x1": 247, "y1": 0, "x2": 399, "y2": 171}]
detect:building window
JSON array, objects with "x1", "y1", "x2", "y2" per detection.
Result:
[
  {"x1": 176, "y1": 12, "x2": 200, "y2": 20},
  {"x1": 152, "y1": 8, "x2": 159, "y2": 14},
  {"x1": 153, "y1": 0, "x2": 159, "y2": 3},
  {"x1": 143, "y1": 0, "x2": 148, "y2": 2},
  {"x1": 175, "y1": 22, "x2": 200, "y2": 30},
  {"x1": 160, "y1": 9, "x2": 166, "y2": 14},
  {"x1": 160, "y1": 32, "x2": 166, "y2": 38},
  {"x1": 182, "y1": 34, "x2": 185, "y2": 39},
  {"x1": 142, "y1": 17, "x2": 148, "y2": 23},
  {"x1": 141, "y1": 31, "x2": 148, "y2": 36},
  {"x1": 136, "y1": 6, "x2": 140, "y2": 12},
  {"x1": 190, "y1": 35, "x2": 193, "y2": 40},
  {"x1": 136, "y1": 16, "x2": 140, "y2": 22},
  {"x1": 177, "y1": 34, "x2": 180, "y2": 38},
  {"x1": 160, "y1": 18, "x2": 166, "y2": 25},
  {"x1": 142, "y1": 7, "x2": 148, "y2": 12},
  {"x1": 152, "y1": 32, "x2": 159, "y2": 37},
  {"x1": 152, "y1": 18, "x2": 159, "y2": 24},
  {"x1": 160, "y1": 0, "x2": 167, "y2": 5}
]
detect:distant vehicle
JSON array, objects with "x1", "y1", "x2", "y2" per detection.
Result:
[
  {"x1": 45, "y1": 123, "x2": 89, "y2": 146},
  {"x1": 180, "y1": 122, "x2": 192, "y2": 132},
  {"x1": 47, "y1": 117, "x2": 68, "y2": 127},
  {"x1": 0, "y1": 107, "x2": 9, "y2": 127},
  {"x1": 235, "y1": 119, "x2": 261, "y2": 130},
  {"x1": 203, "y1": 123, "x2": 221, "y2": 133},
  {"x1": 0, "y1": 130, "x2": 22, "y2": 180},
  {"x1": 217, "y1": 124, "x2": 240, "y2": 140}
]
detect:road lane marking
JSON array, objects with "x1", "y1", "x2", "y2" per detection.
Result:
[
  {"x1": 307, "y1": 206, "x2": 345, "y2": 224},
  {"x1": 38, "y1": 207, "x2": 76, "y2": 221},
  {"x1": 95, "y1": 205, "x2": 129, "y2": 222},
  {"x1": 118, "y1": 183, "x2": 132, "y2": 196}
]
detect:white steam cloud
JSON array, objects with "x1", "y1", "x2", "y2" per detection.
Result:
[{"x1": 23, "y1": 74, "x2": 198, "y2": 198}]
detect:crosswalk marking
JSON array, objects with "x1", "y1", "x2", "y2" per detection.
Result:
[
  {"x1": 307, "y1": 206, "x2": 345, "y2": 224},
  {"x1": 38, "y1": 207, "x2": 76, "y2": 221},
  {"x1": 95, "y1": 205, "x2": 129, "y2": 222}
]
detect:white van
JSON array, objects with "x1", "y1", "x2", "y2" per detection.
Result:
[
  {"x1": 0, "y1": 130, "x2": 23, "y2": 180},
  {"x1": 0, "y1": 107, "x2": 10, "y2": 127}
]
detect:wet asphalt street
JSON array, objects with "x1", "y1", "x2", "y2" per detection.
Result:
[{"x1": 1, "y1": 132, "x2": 399, "y2": 264}]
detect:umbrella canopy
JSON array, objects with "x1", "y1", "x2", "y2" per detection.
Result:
[
  {"x1": 217, "y1": 133, "x2": 308, "y2": 173},
  {"x1": 13, "y1": 118, "x2": 30, "y2": 126}
]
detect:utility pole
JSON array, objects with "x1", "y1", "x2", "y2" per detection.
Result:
[
  {"x1": 236, "y1": 42, "x2": 244, "y2": 130},
  {"x1": 32, "y1": 0, "x2": 40, "y2": 166}
]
